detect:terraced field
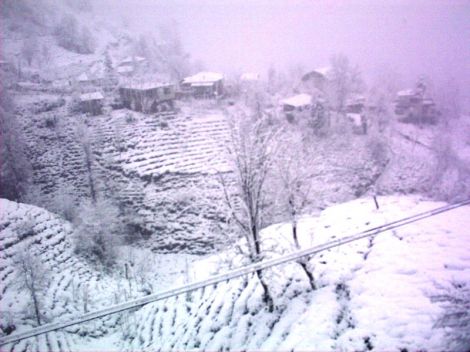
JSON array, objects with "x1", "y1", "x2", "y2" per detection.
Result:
[
  {"x1": 15, "y1": 94, "x2": 233, "y2": 253},
  {"x1": 121, "y1": 196, "x2": 470, "y2": 351},
  {"x1": 87, "y1": 106, "x2": 232, "y2": 253}
]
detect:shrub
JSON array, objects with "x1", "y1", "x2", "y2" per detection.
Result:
[
  {"x1": 73, "y1": 198, "x2": 123, "y2": 268},
  {"x1": 125, "y1": 113, "x2": 136, "y2": 124}
]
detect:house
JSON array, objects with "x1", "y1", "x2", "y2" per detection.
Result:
[
  {"x1": 119, "y1": 82, "x2": 175, "y2": 113},
  {"x1": 280, "y1": 93, "x2": 313, "y2": 122},
  {"x1": 117, "y1": 56, "x2": 146, "y2": 76},
  {"x1": 394, "y1": 88, "x2": 438, "y2": 124},
  {"x1": 181, "y1": 72, "x2": 224, "y2": 98},
  {"x1": 301, "y1": 67, "x2": 333, "y2": 92},
  {"x1": 80, "y1": 92, "x2": 104, "y2": 115}
]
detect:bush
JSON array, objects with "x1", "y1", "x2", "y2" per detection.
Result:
[
  {"x1": 73, "y1": 198, "x2": 123, "y2": 268},
  {"x1": 434, "y1": 282, "x2": 470, "y2": 350},
  {"x1": 125, "y1": 113, "x2": 136, "y2": 124},
  {"x1": 45, "y1": 115, "x2": 57, "y2": 128}
]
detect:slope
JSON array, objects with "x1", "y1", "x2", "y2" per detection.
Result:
[
  {"x1": 0, "y1": 198, "x2": 132, "y2": 351},
  {"x1": 123, "y1": 195, "x2": 470, "y2": 351}
]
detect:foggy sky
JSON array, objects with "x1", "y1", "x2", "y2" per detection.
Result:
[{"x1": 96, "y1": 0, "x2": 470, "y2": 101}]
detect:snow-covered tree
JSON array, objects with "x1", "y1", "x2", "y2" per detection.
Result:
[
  {"x1": 217, "y1": 110, "x2": 281, "y2": 310},
  {"x1": 54, "y1": 14, "x2": 95, "y2": 54},
  {"x1": 0, "y1": 91, "x2": 31, "y2": 201},
  {"x1": 14, "y1": 244, "x2": 48, "y2": 326},
  {"x1": 21, "y1": 36, "x2": 38, "y2": 67},
  {"x1": 76, "y1": 121, "x2": 96, "y2": 202},
  {"x1": 274, "y1": 130, "x2": 316, "y2": 289}
]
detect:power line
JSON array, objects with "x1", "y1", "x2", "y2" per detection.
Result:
[{"x1": 1, "y1": 198, "x2": 469, "y2": 347}]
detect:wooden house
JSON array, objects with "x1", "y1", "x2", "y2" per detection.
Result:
[
  {"x1": 394, "y1": 88, "x2": 438, "y2": 124},
  {"x1": 119, "y1": 82, "x2": 175, "y2": 113},
  {"x1": 181, "y1": 72, "x2": 224, "y2": 98},
  {"x1": 80, "y1": 92, "x2": 104, "y2": 115}
]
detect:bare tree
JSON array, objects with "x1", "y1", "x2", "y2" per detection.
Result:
[
  {"x1": 327, "y1": 54, "x2": 364, "y2": 112},
  {"x1": 217, "y1": 111, "x2": 280, "y2": 310},
  {"x1": 14, "y1": 245, "x2": 48, "y2": 326}
]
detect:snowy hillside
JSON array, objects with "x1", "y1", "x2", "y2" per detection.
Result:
[
  {"x1": 0, "y1": 198, "x2": 199, "y2": 352},
  {"x1": 121, "y1": 196, "x2": 470, "y2": 351}
]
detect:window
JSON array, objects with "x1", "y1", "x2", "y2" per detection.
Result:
[{"x1": 164, "y1": 87, "x2": 171, "y2": 95}]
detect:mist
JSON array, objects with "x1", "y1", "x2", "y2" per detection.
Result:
[{"x1": 96, "y1": 0, "x2": 470, "y2": 99}]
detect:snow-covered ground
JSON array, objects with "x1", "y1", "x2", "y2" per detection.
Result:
[
  {"x1": 123, "y1": 195, "x2": 470, "y2": 351},
  {"x1": 0, "y1": 199, "x2": 202, "y2": 352},
  {"x1": 1, "y1": 196, "x2": 469, "y2": 351}
]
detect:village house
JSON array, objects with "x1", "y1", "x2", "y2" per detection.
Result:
[
  {"x1": 394, "y1": 88, "x2": 438, "y2": 124},
  {"x1": 280, "y1": 93, "x2": 313, "y2": 122},
  {"x1": 301, "y1": 67, "x2": 333, "y2": 92},
  {"x1": 119, "y1": 82, "x2": 175, "y2": 113},
  {"x1": 181, "y1": 72, "x2": 224, "y2": 98},
  {"x1": 116, "y1": 56, "x2": 146, "y2": 76},
  {"x1": 80, "y1": 92, "x2": 104, "y2": 116}
]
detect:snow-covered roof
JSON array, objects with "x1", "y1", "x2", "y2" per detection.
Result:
[
  {"x1": 423, "y1": 98, "x2": 435, "y2": 105},
  {"x1": 347, "y1": 113, "x2": 362, "y2": 126},
  {"x1": 280, "y1": 93, "x2": 312, "y2": 107},
  {"x1": 397, "y1": 89, "x2": 415, "y2": 97},
  {"x1": 80, "y1": 92, "x2": 104, "y2": 101},
  {"x1": 117, "y1": 65, "x2": 134, "y2": 74},
  {"x1": 346, "y1": 94, "x2": 366, "y2": 105},
  {"x1": 77, "y1": 72, "x2": 90, "y2": 82},
  {"x1": 119, "y1": 56, "x2": 146, "y2": 65},
  {"x1": 240, "y1": 72, "x2": 259, "y2": 81},
  {"x1": 182, "y1": 72, "x2": 224, "y2": 85},
  {"x1": 120, "y1": 82, "x2": 173, "y2": 90},
  {"x1": 313, "y1": 66, "x2": 333, "y2": 77}
]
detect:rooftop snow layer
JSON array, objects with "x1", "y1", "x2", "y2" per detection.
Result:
[
  {"x1": 119, "y1": 56, "x2": 146, "y2": 65},
  {"x1": 183, "y1": 72, "x2": 224, "y2": 84},
  {"x1": 397, "y1": 89, "x2": 415, "y2": 96},
  {"x1": 347, "y1": 113, "x2": 362, "y2": 126},
  {"x1": 120, "y1": 82, "x2": 173, "y2": 90},
  {"x1": 77, "y1": 72, "x2": 90, "y2": 82},
  {"x1": 80, "y1": 92, "x2": 104, "y2": 101},
  {"x1": 117, "y1": 65, "x2": 134, "y2": 73},
  {"x1": 281, "y1": 93, "x2": 312, "y2": 107},
  {"x1": 313, "y1": 66, "x2": 332, "y2": 77}
]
